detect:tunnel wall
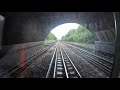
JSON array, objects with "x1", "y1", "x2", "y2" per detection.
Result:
[{"x1": 1, "y1": 13, "x2": 47, "y2": 45}]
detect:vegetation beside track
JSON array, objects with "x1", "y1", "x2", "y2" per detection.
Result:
[{"x1": 62, "y1": 26, "x2": 94, "y2": 44}]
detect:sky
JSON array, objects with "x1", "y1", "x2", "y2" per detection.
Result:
[{"x1": 51, "y1": 23, "x2": 80, "y2": 40}]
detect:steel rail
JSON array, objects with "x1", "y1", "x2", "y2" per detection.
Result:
[
  {"x1": 60, "y1": 46, "x2": 69, "y2": 78},
  {"x1": 53, "y1": 47, "x2": 58, "y2": 78},
  {"x1": 61, "y1": 46, "x2": 82, "y2": 78},
  {"x1": 46, "y1": 47, "x2": 57, "y2": 78}
]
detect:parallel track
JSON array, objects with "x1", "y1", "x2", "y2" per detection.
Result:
[
  {"x1": 64, "y1": 43, "x2": 113, "y2": 76},
  {"x1": 0, "y1": 41, "x2": 56, "y2": 78},
  {"x1": 0, "y1": 47, "x2": 50, "y2": 78}
]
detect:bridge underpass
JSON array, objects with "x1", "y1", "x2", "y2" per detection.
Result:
[{"x1": 0, "y1": 12, "x2": 120, "y2": 78}]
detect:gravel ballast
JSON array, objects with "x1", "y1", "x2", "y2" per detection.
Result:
[{"x1": 16, "y1": 42, "x2": 109, "y2": 78}]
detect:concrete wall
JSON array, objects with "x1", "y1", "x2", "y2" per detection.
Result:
[{"x1": 95, "y1": 41, "x2": 115, "y2": 54}]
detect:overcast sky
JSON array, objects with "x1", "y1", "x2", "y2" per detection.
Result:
[{"x1": 51, "y1": 23, "x2": 80, "y2": 40}]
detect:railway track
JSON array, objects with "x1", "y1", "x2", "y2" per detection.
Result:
[
  {"x1": 67, "y1": 42, "x2": 114, "y2": 61},
  {"x1": 0, "y1": 47, "x2": 50, "y2": 78},
  {"x1": 64, "y1": 43, "x2": 113, "y2": 76},
  {"x1": 46, "y1": 44, "x2": 82, "y2": 78},
  {"x1": 0, "y1": 41, "x2": 56, "y2": 78}
]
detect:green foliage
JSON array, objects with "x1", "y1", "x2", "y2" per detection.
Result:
[
  {"x1": 62, "y1": 26, "x2": 94, "y2": 44},
  {"x1": 45, "y1": 33, "x2": 57, "y2": 40}
]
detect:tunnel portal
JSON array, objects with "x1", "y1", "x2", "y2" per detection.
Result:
[{"x1": 0, "y1": 12, "x2": 115, "y2": 55}]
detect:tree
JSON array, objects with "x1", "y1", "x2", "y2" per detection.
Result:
[
  {"x1": 45, "y1": 33, "x2": 57, "y2": 40},
  {"x1": 62, "y1": 26, "x2": 94, "y2": 44}
]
